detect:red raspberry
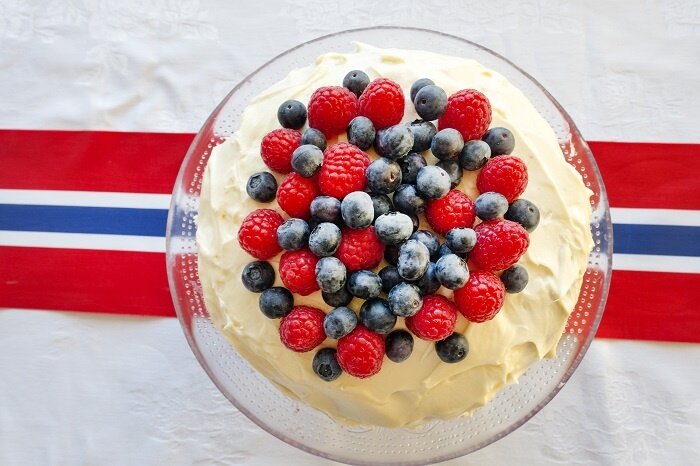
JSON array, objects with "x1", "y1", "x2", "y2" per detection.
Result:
[
  {"x1": 453, "y1": 271, "x2": 505, "y2": 323},
  {"x1": 476, "y1": 155, "x2": 528, "y2": 203},
  {"x1": 279, "y1": 249, "x2": 319, "y2": 296},
  {"x1": 358, "y1": 78, "x2": 405, "y2": 130},
  {"x1": 335, "y1": 226, "x2": 385, "y2": 272},
  {"x1": 438, "y1": 89, "x2": 492, "y2": 141},
  {"x1": 336, "y1": 325, "x2": 385, "y2": 378},
  {"x1": 471, "y1": 219, "x2": 529, "y2": 271},
  {"x1": 279, "y1": 306, "x2": 326, "y2": 352},
  {"x1": 260, "y1": 128, "x2": 301, "y2": 173},
  {"x1": 237, "y1": 208, "x2": 284, "y2": 260},
  {"x1": 318, "y1": 143, "x2": 370, "y2": 199},
  {"x1": 425, "y1": 189, "x2": 476, "y2": 235},
  {"x1": 277, "y1": 172, "x2": 319, "y2": 219},
  {"x1": 405, "y1": 295, "x2": 458, "y2": 341},
  {"x1": 307, "y1": 86, "x2": 358, "y2": 137}
]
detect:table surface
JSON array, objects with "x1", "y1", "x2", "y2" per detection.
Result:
[{"x1": 1, "y1": 1, "x2": 699, "y2": 465}]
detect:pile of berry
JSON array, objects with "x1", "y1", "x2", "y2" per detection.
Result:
[{"x1": 237, "y1": 70, "x2": 540, "y2": 381}]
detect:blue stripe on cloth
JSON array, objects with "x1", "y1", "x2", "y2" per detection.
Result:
[
  {"x1": 612, "y1": 224, "x2": 700, "y2": 257},
  {"x1": 0, "y1": 205, "x2": 167, "y2": 237}
]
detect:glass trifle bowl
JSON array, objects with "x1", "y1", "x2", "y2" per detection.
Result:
[{"x1": 166, "y1": 27, "x2": 613, "y2": 465}]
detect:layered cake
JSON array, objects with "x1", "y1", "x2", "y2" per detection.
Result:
[{"x1": 196, "y1": 43, "x2": 593, "y2": 428}]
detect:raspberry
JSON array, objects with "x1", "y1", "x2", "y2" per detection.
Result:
[
  {"x1": 453, "y1": 271, "x2": 505, "y2": 323},
  {"x1": 318, "y1": 143, "x2": 370, "y2": 199},
  {"x1": 336, "y1": 325, "x2": 385, "y2": 378},
  {"x1": 279, "y1": 249, "x2": 319, "y2": 296},
  {"x1": 471, "y1": 219, "x2": 529, "y2": 271},
  {"x1": 425, "y1": 189, "x2": 476, "y2": 235},
  {"x1": 307, "y1": 86, "x2": 358, "y2": 137},
  {"x1": 237, "y1": 208, "x2": 284, "y2": 260},
  {"x1": 438, "y1": 89, "x2": 492, "y2": 141},
  {"x1": 358, "y1": 78, "x2": 405, "y2": 130},
  {"x1": 277, "y1": 172, "x2": 319, "y2": 219},
  {"x1": 405, "y1": 294, "x2": 458, "y2": 341},
  {"x1": 279, "y1": 306, "x2": 326, "y2": 352},
  {"x1": 260, "y1": 128, "x2": 301, "y2": 173},
  {"x1": 476, "y1": 155, "x2": 528, "y2": 203},
  {"x1": 335, "y1": 226, "x2": 385, "y2": 272}
]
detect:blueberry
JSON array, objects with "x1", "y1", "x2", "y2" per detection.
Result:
[
  {"x1": 301, "y1": 128, "x2": 327, "y2": 151},
  {"x1": 246, "y1": 172, "x2": 278, "y2": 203},
  {"x1": 276, "y1": 218, "x2": 309, "y2": 251},
  {"x1": 435, "y1": 254, "x2": 469, "y2": 290},
  {"x1": 343, "y1": 69, "x2": 370, "y2": 97},
  {"x1": 501, "y1": 264, "x2": 529, "y2": 293},
  {"x1": 324, "y1": 306, "x2": 358, "y2": 339},
  {"x1": 277, "y1": 99, "x2": 307, "y2": 129},
  {"x1": 410, "y1": 230, "x2": 440, "y2": 262},
  {"x1": 310, "y1": 196, "x2": 341, "y2": 224},
  {"x1": 399, "y1": 152, "x2": 427, "y2": 184},
  {"x1": 437, "y1": 243, "x2": 455, "y2": 259},
  {"x1": 445, "y1": 228, "x2": 477, "y2": 254},
  {"x1": 482, "y1": 127, "x2": 515, "y2": 156},
  {"x1": 259, "y1": 287, "x2": 293, "y2": 319},
  {"x1": 416, "y1": 165, "x2": 451, "y2": 200},
  {"x1": 459, "y1": 140, "x2": 491, "y2": 171},
  {"x1": 385, "y1": 330, "x2": 414, "y2": 363},
  {"x1": 312, "y1": 348, "x2": 342, "y2": 381},
  {"x1": 435, "y1": 333, "x2": 469, "y2": 363},
  {"x1": 341, "y1": 191, "x2": 374, "y2": 230},
  {"x1": 347, "y1": 116, "x2": 376, "y2": 150},
  {"x1": 374, "y1": 212, "x2": 414, "y2": 245},
  {"x1": 410, "y1": 78, "x2": 435, "y2": 102},
  {"x1": 407, "y1": 120, "x2": 437, "y2": 152},
  {"x1": 412, "y1": 262, "x2": 441, "y2": 295},
  {"x1": 366, "y1": 157, "x2": 402, "y2": 194},
  {"x1": 308, "y1": 222, "x2": 341, "y2": 257},
  {"x1": 413, "y1": 85, "x2": 447, "y2": 121},
  {"x1": 359, "y1": 298, "x2": 396, "y2": 334},
  {"x1": 347, "y1": 270, "x2": 383, "y2": 299},
  {"x1": 241, "y1": 261, "x2": 275, "y2": 292},
  {"x1": 376, "y1": 125, "x2": 414, "y2": 160},
  {"x1": 378, "y1": 265, "x2": 402, "y2": 294},
  {"x1": 475, "y1": 192, "x2": 509, "y2": 221},
  {"x1": 505, "y1": 199, "x2": 540, "y2": 232},
  {"x1": 393, "y1": 184, "x2": 426, "y2": 216},
  {"x1": 291, "y1": 144, "x2": 323, "y2": 178},
  {"x1": 409, "y1": 213, "x2": 420, "y2": 232},
  {"x1": 384, "y1": 245, "x2": 400, "y2": 266},
  {"x1": 322, "y1": 285, "x2": 354, "y2": 307},
  {"x1": 437, "y1": 159, "x2": 463, "y2": 188},
  {"x1": 397, "y1": 239, "x2": 430, "y2": 281},
  {"x1": 315, "y1": 256, "x2": 347, "y2": 293},
  {"x1": 388, "y1": 282, "x2": 423, "y2": 317},
  {"x1": 370, "y1": 193, "x2": 393, "y2": 222},
  {"x1": 431, "y1": 128, "x2": 464, "y2": 161}
]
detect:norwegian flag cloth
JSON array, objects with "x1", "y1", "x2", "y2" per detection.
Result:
[{"x1": 0, "y1": 129, "x2": 698, "y2": 343}]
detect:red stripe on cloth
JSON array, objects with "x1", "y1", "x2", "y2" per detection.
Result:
[
  {"x1": 589, "y1": 141, "x2": 700, "y2": 210},
  {"x1": 0, "y1": 247, "x2": 172, "y2": 317}
]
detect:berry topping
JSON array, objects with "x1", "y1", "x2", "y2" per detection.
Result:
[
  {"x1": 276, "y1": 218, "x2": 310, "y2": 251},
  {"x1": 385, "y1": 330, "x2": 414, "y2": 363},
  {"x1": 307, "y1": 86, "x2": 358, "y2": 137},
  {"x1": 482, "y1": 127, "x2": 515, "y2": 156},
  {"x1": 393, "y1": 184, "x2": 427, "y2": 216},
  {"x1": 279, "y1": 306, "x2": 326, "y2": 352},
  {"x1": 279, "y1": 248, "x2": 320, "y2": 296},
  {"x1": 459, "y1": 139, "x2": 491, "y2": 171},
  {"x1": 505, "y1": 198, "x2": 540, "y2": 232},
  {"x1": 314, "y1": 256, "x2": 347, "y2": 294},
  {"x1": 343, "y1": 70, "x2": 371, "y2": 97},
  {"x1": 375, "y1": 124, "x2": 414, "y2": 160},
  {"x1": 431, "y1": 128, "x2": 464, "y2": 161},
  {"x1": 301, "y1": 127, "x2": 327, "y2": 151},
  {"x1": 291, "y1": 144, "x2": 324, "y2": 178},
  {"x1": 474, "y1": 192, "x2": 509, "y2": 221},
  {"x1": 318, "y1": 143, "x2": 371, "y2": 199},
  {"x1": 241, "y1": 260, "x2": 275, "y2": 292},
  {"x1": 438, "y1": 89, "x2": 492, "y2": 141},
  {"x1": 347, "y1": 270, "x2": 383, "y2": 300},
  {"x1": 238, "y1": 208, "x2": 284, "y2": 260},
  {"x1": 340, "y1": 191, "x2": 374, "y2": 230},
  {"x1": 308, "y1": 222, "x2": 342, "y2": 257},
  {"x1": 359, "y1": 298, "x2": 397, "y2": 334},
  {"x1": 413, "y1": 84, "x2": 447, "y2": 121},
  {"x1": 425, "y1": 189, "x2": 476, "y2": 235},
  {"x1": 366, "y1": 157, "x2": 402, "y2": 194},
  {"x1": 416, "y1": 165, "x2": 451, "y2": 200},
  {"x1": 335, "y1": 226, "x2": 385, "y2": 272},
  {"x1": 407, "y1": 120, "x2": 437, "y2": 152},
  {"x1": 435, "y1": 333, "x2": 469, "y2": 363},
  {"x1": 312, "y1": 348, "x2": 343, "y2": 381},
  {"x1": 454, "y1": 271, "x2": 505, "y2": 323},
  {"x1": 435, "y1": 254, "x2": 469, "y2": 290},
  {"x1": 471, "y1": 219, "x2": 529, "y2": 271},
  {"x1": 501, "y1": 264, "x2": 529, "y2": 293},
  {"x1": 336, "y1": 326, "x2": 385, "y2": 378},
  {"x1": 410, "y1": 78, "x2": 435, "y2": 102},
  {"x1": 399, "y1": 152, "x2": 427, "y2": 184},
  {"x1": 436, "y1": 159, "x2": 463, "y2": 189},
  {"x1": 444, "y1": 227, "x2": 476, "y2": 254},
  {"x1": 260, "y1": 128, "x2": 301, "y2": 173},
  {"x1": 347, "y1": 116, "x2": 376, "y2": 150},
  {"x1": 358, "y1": 78, "x2": 405, "y2": 130},
  {"x1": 405, "y1": 294, "x2": 458, "y2": 341},
  {"x1": 476, "y1": 155, "x2": 528, "y2": 203},
  {"x1": 246, "y1": 171, "x2": 278, "y2": 203},
  {"x1": 277, "y1": 99, "x2": 307, "y2": 129},
  {"x1": 324, "y1": 306, "x2": 358, "y2": 339},
  {"x1": 388, "y1": 282, "x2": 423, "y2": 317},
  {"x1": 259, "y1": 287, "x2": 294, "y2": 319},
  {"x1": 374, "y1": 212, "x2": 414, "y2": 246},
  {"x1": 397, "y1": 239, "x2": 430, "y2": 281},
  {"x1": 277, "y1": 172, "x2": 319, "y2": 219}
]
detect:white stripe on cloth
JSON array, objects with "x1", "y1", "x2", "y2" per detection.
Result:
[
  {"x1": 610, "y1": 208, "x2": 700, "y2": 227},
  {"x1": 0, "y1": 189, "x2": 171, "y2": 210}
]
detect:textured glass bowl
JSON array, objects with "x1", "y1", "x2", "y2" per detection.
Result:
[{"x1": 166, "y1": 27, "x2": 613, "y2": 465}]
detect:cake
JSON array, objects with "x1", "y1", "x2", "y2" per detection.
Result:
[{"x1": 196, "y1": 43, "x2": 593, "y2": 428}]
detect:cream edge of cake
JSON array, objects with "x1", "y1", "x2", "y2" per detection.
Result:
[{"x1": 196, "y1": 42, "x2": 594, "y2": 428}]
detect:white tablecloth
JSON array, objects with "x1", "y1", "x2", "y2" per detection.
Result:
[{"x1": 1, "y1": 1, "x2": 699, "y2": 465}]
